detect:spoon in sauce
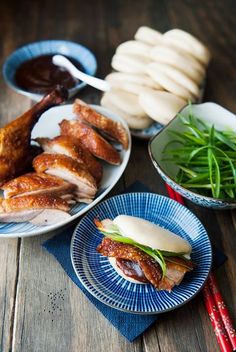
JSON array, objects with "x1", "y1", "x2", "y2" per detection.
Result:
[{"x1": 52, "y1": 55, "x2": 110, "y2": 92}]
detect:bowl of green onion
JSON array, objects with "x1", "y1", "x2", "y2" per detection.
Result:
[{"x1": 149, "y1": 102, "x2": 236, "y2": 209}]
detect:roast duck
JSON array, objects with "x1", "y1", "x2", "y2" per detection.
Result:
[{"x1": 0, "y1": 87, "x2": 128, "y2": 226}]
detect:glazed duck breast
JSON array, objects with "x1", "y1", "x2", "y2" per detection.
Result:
[
  {"x1": 33, "y1": 153, "x2": 97, "y2": 203},
  {"x1": 73, "y1": 99, "x2": 129, "y2": 150},
  {"x1": 1, "y1": 172, "x2": 76, "y2": 201},
  {"x1": 59, "y1": 119, "x2": 121, "y2": 165},
  {"x1": 35, "y1": 135, "x2": 103, "y2": 185}
]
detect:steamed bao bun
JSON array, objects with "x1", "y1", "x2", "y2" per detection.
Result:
[
  {"x1": 149, "y1": 44, "x2": 205, "y2": 84},
  {"x1": 111, "y1": 53, "x2": 149, "y2": 74},
  {"x1": 146, "y1": 62, "x2": 195, "y2": 101},
  {"x1": 134, "y1": 26, "x2": 163, "y2": 46},
  {"x1": 105, "y1": 72, "x2": 163, "y2": 95},
  {"x1": 105, "y1": 72, "x2": 161, "y2": 89},
  {"x1": 146, "y1": 61, "x2": 200, "y2": 98},
  {"x1": 114, "y1": 215, "x2": 192, "y2": 254},
  {"x1": 115, "y1": 40, "x2": 152, "y2": 58},
  {"x1": 102, "y1": 26, "x2": 210, "y2": 130},
  {"x1": 163, "y1": 29, "x2": 211, "y2": 66},
  {"x1": 101, "y1": 89, "x2": 153, "y2": 129},
  {"x1": 139, "y1": 89, "x2": 186, "y2": 125}
]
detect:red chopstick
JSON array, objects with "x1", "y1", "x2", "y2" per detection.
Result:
[
  {"x1": 165, "y1": 184, "x2": 236, "y2": 352},
  {"x1": 208, "y1": 273, "x2": 236, "y2": 350},
  {"x1": 202, "y1": 284, "x2": 233, "y2": 351}
]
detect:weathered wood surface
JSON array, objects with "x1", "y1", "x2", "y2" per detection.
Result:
[{"x1": 0, "y1": 0, "x2": 236, "y2": 351}]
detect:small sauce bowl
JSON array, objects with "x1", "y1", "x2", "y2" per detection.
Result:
[{"x1": 3, "y1": 40, "x2": 97, "y2": 101}]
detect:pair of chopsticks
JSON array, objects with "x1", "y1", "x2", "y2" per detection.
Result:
[{"x1": 165, "y1": 183, "x2": 236, "y2": 352}]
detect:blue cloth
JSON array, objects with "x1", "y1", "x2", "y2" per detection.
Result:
[{"x1": 43, "y1": 181, "x2": 227, "y2": 342}]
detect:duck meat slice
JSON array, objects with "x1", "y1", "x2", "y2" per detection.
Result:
[
  {"x1": 35, "y1": 135, "x2": 103, "y2": 184},
  {"x1": 59, "y1": 119, "x2": 121, "y2": 165},
  {"x1": 33, "y1": 153, "x2": 97, "y2": 203},
  {"x1": 97, "y1": 237, "x2": 162, "y2": 288},
  {"x1": 0, "y1": 194, "x2": 71, "y2": 225},
  {"x1": 97, "y1": 238, "x2": 194, "y2": 291},
  {"x1": 164, "y1": 257, "x2": 194, "y2": 286},
  {"x1": 116, "y1": 259, "x2": 149, "y2": 283},
  {"x1": 73, "y1": 99, "x2": 129, "y2": 150},
  {"x1": 29, "y1": 209, "x2": 71, "y2": 226},
  {"x1": 1, "y1": 172, "x2": 76, "y2": 199}
]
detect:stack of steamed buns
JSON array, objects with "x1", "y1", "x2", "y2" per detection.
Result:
[{"x1": 101, "y1": 26, "x2": 210, "y2": 130}]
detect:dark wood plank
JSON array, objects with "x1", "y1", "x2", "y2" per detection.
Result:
[
  {"x1": 0, "y1": 239, "x2": 19, "y2": 352},
  {"x1": 0, "y1": 2, "x2": 35, "y2": 348}
]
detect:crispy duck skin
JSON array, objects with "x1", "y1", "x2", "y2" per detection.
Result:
[
  {"x1": 73, "y1": 99, "x2": 129, "y2": 150},
  {"x1": 60, "y1": 119, "x2": 121, "y2": 165},
  {"x1": 0, "y1": 194, "x2": 71, "y2": 225},
  {"x1": 33, "y1": 153, "x2": 97, "y2": 203},
  {"x1": 97, "y1": 238, "x2": 193, "y2": 291},
  {"x1": 97, "y1": 237, "x2": 162, "y2": 288},
  {"x1": 0, "y1": 86, "x2": 67, "y2": 186},
  {"x1": 0, "y1": 194, "x2": 70, "y2": 213},
  {"x1": 35, "y1": 135, "x2": 103, "y2": 184},
  {"x1": 1, "y1": 172, "x2": 75, "y2": 199}
]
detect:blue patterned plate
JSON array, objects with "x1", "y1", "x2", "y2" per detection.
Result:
[
  {"x1": 71, "y1": 192, "x2": 212, "y2": 314},
  {"x1": 131, "y1": 121, "x2": 164, "y2": 140}
]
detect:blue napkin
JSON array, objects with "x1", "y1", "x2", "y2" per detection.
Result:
[{"x1": 43, "y1": 181, "x2": 227, "y2": 342}]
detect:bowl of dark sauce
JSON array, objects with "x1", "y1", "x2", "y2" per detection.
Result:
[{"x1": 3, "y1": 40, "x2": 97, "y2": 101}]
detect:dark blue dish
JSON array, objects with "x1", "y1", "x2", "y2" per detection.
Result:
[{"x1": 71, "y1": 192, "x2": 212, "y2": 314}]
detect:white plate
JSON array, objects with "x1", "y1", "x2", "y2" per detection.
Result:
[{"x1": 0, "y1": 105, "x2": 131, "y2": 237}]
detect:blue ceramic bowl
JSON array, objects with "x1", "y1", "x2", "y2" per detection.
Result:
[
  {"x1": 71, "y1": 192, "x2": 212, "y2": 314},
  {"x1": 149, "y1": 102, "x2": 236, "y2": 209},
  {"x1": 2, "y1": 40, "x2": 97, "y2": 101}
]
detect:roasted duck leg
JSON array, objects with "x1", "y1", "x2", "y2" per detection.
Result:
[{"x1": 0, "y1": 86, "x2": 67, "y2": 185}]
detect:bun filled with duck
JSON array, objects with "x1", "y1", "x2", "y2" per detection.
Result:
[{"x1": 95, "y1": 215, "x2": 194, "y2": 291}]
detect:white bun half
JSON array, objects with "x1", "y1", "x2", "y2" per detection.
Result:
[
  {"x1": 101, "y1": 92, "x2": 153, "y2": 129},
  {"x1": 139, "y1": 89, "x2": 186, "y2": 124},
  {"x1": 134, "y1": 26, "x2": 163, "y2": 46},
  {"x1": 116, "y1": 40, "x2": 152, "y2": 58},
  {"x1": 111, "y1": 53, "x2": 148, "y2": 74},
  {"x1": 113, "y1": 215, "x2": 192, "y2": 254},
  {"x1": 105, "y1": 72, "x2": 161, "y2": 89},
  {"x1": 163, "y1": 29, "x2": 210, "y2": 66}
]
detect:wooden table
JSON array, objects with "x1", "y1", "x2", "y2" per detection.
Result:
[{"x1": 0, "y1": 1, "x2": 235, "y2": 351}]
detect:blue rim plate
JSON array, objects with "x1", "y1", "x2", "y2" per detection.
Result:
[
  {"x1": 2, "y1": 40, "x2": 97, "y2": 101},
  {"x1": 71, "y1": 192, "x2": 212, "y2": 314}
]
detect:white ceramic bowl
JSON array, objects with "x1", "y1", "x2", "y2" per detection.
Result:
[{"x1": 149, "y1": 102, "x2": 236, "y2": 209}]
